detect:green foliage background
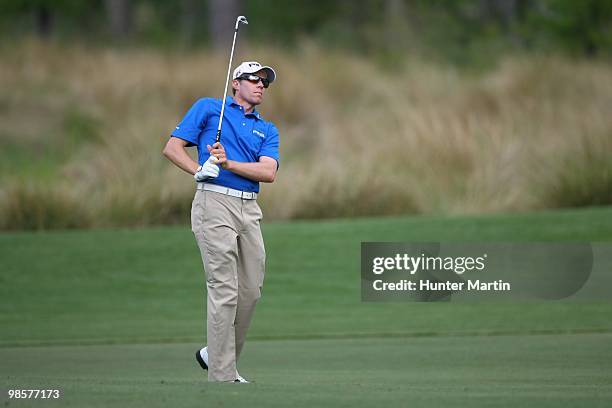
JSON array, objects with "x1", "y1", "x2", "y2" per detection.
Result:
[{"x1": 1, "y1": 0, "x2": 611, "y2": 63}]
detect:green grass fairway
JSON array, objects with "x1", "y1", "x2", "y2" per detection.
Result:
[
  {"x1": 2, "y1": 334, "x2": 611, "y2": 408},
  {"x1": 2, "y1": 206, "x2": 612, "y2": 406}
]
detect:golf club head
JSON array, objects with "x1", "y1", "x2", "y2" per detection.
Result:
[{"x1": 235, "y1": 16, "x2": 248, "y2": 30}]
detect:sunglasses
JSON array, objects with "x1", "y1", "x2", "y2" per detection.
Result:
[{"x1": 237, "y1": 74, "x2": 270, "y2": 88}]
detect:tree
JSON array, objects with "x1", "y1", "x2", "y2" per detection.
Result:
[
  {"x1": 105, "y1": 0, "x2": 133, "y2": 38},
  {"x1": 208, "y1": 0, "x2": 242, "y2": 48}
]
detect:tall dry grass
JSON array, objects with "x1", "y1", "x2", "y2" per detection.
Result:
[{"x1": 1, "y1": 39, "x2": 611, "y2": 229}]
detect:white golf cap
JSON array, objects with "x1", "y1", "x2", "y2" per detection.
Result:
[{"x1": 232, "y1": 61, "x2": 276, "y2": 84}]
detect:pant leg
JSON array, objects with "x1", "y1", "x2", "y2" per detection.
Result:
[
  {"x1": 235, "y1": 199, "x2": 266, "y2": 361},
  {"x1": 191, "y1": 190, "x2": 240, "y2": 382}
]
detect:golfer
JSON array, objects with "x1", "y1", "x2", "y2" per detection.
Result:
[{"x1": 162, "y1": 61, "x2": 279, "y2": 383}]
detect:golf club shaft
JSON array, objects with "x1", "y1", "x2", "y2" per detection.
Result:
[{"x1": 216, "y1": 16, "x2": 248, "y2": 144}]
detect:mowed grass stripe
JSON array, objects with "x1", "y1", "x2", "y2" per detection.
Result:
[
  {"x1": 2, "y1": 327, "x2": 612, "y2": 348},
  {"x1": 1, "y1": 206, "x2": 612, "y2": 346},
  {"x1": 1, "y1": 333, "x2": 611, "y2": 408}
]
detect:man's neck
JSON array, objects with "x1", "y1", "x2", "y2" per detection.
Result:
[{"x1": 232, "y1": 95, "x2": 255, "y2": 113}]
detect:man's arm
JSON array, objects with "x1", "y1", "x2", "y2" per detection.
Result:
[
  {"x1": 224, "y1": 156, "x2": 277, "y2": 183},
  {"x1": 205, "y1": 142, "x2": 277, "y2": 183},
  {"x1": 162, "y1": 137, "x2": 199, "y2": 175}
]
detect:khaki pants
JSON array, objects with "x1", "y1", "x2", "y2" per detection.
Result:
[{"x1": 191, "y1": 189, "x2": 266, "y2": 382}]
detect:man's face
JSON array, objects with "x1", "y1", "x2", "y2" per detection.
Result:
[{"x1": 233, "y1": 69, "x2": 268, "y2": 105}]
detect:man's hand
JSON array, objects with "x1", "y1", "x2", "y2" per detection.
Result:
[
  {"x1": 207, "y1": 142, "x2": 228, "y2": 169},
  {"x1": 194, "y1": 155, "x2": 220, "y2": 182}
]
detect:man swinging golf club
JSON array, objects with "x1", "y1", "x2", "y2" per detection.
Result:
[{"x1": 162, "y1": 16, "x2": 279, "y2": 383}]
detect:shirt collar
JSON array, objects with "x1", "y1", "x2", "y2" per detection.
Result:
[{"x1": 226, "y1": 96, "x2": 261, "y2": 120}]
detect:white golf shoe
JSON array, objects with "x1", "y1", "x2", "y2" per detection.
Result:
[
  {"x1": 195, "y1": 346, "x2": 249, "y2": 383},
  {"x1": 234, "y1": 373, "x2": 249, "y2": 383},
  {"x1": 195, "y1": 346, "x2": 209, "y2": 370}
]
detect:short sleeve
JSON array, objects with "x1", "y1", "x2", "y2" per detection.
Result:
[
  {"x1": 171, "y1": 98, "x2": 210, "y2": 147},
  {"x1": 258, "y1": 123, "x2": 280, "y2": 167}
]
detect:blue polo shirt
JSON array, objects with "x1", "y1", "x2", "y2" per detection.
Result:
[{"x1": 171, "y1": 96, "x2": 280, "y2": 193}]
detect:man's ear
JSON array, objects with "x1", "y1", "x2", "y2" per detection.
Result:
[{"x1": 231, "y1": 79, "x2": 239, "y2": 93}]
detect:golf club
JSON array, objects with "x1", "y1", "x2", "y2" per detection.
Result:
[{"x1": 215, "y1": 15, "x2": 248, "y2": 145}]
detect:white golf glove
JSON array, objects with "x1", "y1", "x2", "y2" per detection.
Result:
[{"x1": 194, "y1": 155, "x2": 219, "y2": 182}]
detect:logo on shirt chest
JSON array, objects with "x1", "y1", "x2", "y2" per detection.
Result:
[{"x1": 253, "y1": 129, "x2": 265, "y2": 138}]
